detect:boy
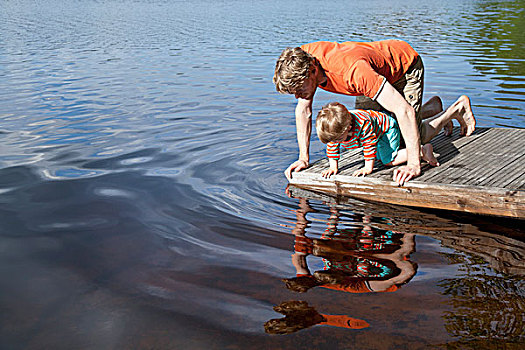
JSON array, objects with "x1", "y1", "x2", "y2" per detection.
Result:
[{"x1": 316, "y1": 102, "x2": 439, "y2": 178}]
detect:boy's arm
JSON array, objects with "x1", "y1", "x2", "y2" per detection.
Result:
[
  {"x1": 376, "y1": 82, "x2": 421, "y2": 185},
  {"x1": 352, "y1": 118, "x2": 377, "y2": 176},
  {"x1": 285, "y1": 97, "x2": 313, "y2": 180},
  {"x1": 322, "y1": 142, "x2": 340, "y2": 178}
]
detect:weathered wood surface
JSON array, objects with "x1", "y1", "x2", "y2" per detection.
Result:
[{"x1": 289, "y1": 127, "x2": 525, "y2": 218}]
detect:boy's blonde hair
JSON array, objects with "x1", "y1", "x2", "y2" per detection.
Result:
[
  {"x1": 273, "y1": 47, "x2": 315, "y2": 94},
  {"x1": 316, "y1": 102, "x2": 352, "y2": 144}
]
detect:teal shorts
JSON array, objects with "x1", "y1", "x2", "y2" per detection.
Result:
[{"x1": 376, "y1": 115, "x2": 400, "y2": 165}]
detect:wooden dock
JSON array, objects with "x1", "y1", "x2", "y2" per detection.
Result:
[{"x1": 289, "y1": 127, "x2": 525, "y2": 218}]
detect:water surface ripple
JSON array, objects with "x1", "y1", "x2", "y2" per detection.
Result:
[{"x1": 0, "y1": 0, "x2": 524, "y2": 349}]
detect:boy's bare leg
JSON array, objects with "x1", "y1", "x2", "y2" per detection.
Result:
[
  {"x1": 421, "y1": 96, "x2": 453, "y2": 136},
  {"x1": 421, "y1": 95, "x2": 475, "y2": 143},
  {"x1": 421, "y1": 144, "x2": 439, "y2": 166},
  {"x1": 387, "y1": 149, "x2": 408, "y2": 166}
]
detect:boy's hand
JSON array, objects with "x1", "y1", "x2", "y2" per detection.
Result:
[
  {"x1": 321, "y1": 167, "x2": 338, "y2": 178},
  {"x1": 352, "y1": 167, "x2": 373, "y2": 177},
  {"x1": 353, "y1": 159, "x2": 374, "y2": 177},
  {"x1": 321, "y1": 158, "x2": 339, "y2": 178}
]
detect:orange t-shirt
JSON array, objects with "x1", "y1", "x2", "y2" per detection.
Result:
[
  {"x1": 300, "y1": 40, "x2": 419, "y2": 99},
  {"x1": 319, "y1": 314, "x2": 370, "y2": 329}
]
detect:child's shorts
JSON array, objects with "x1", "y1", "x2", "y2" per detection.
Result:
[{"x1": 376, "y1": 116, "x2": 400, "y2": 165}]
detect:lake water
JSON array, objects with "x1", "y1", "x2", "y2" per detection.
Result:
[{"x1": 0, "y1": 0, "x2": 524, "y2": 348}]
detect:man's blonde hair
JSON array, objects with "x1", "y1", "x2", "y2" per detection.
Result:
[
  {"x1": 316, "y1": 102, "x2": 352, "y2": 144},
  {"x1": 273, "y1": 47, "x2": 315, "y2": 94}
]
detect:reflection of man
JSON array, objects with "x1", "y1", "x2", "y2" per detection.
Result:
[
  {"x1": 264, "y1": 300, "x2": 369, "y2": 334},
  {"x1": 274, "y1": 40, "x2": 476, "y2": 184},
  {"x1": 285, "y1": 198, "x2": 417, "y2": 294}
]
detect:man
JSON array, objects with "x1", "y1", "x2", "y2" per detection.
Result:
[{"x1": 274, "y1": 40, "x2": 475, "y2": 185}]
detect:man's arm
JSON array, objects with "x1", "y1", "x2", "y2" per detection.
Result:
[
  {"x1": 285, "y1": 97, "x2": 313, "y2": 180},
  {"x1": 376, "y1": 82, "x2": 421, "y2": 185}
]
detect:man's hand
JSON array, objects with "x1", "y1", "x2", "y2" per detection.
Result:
[
  {"x1": 393, "y1": 164, "x2": 421, "y2": 186},
  {"x1": 285, "y1": 159, "x2": 309, "y2": 181}
]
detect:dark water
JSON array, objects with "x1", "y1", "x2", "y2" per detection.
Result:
[{"x1": 0, "y1": 0, "x2": 524, "y2": 349}]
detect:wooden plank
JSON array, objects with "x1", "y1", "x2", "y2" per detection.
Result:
[
  {"x1": 505, "y1": 171, "x2": 525, "y2": 190},
  {"x1": 481, "y1": 132, "x2": 525, "y2": 188},
  {"x1": 427, "y1": 128, "x2": 490, "y2": 164},
  {"x1": 420, "y1": 129, "x2": 523, "y2": 184},
  {"x1": 477, "y1": 154, "x2": 525, "y2": 188},
  {"x1": 292, "y1": 170, "x2": 524, "y2": 208},
  {"x1": 422, "y1": 129, "x2": 503, "y2": 183},
  {"x1": 290, "y1": 171, "x2": 525, "y2": 218},
  {"x1": 451, "y1": 148, "x2": 523, "y2": 187},
  {"x1": 431, "y1": 127, "x2": 482, "y2": 152},
  {"x1": 464, "y1": 130, "x2": 524, "y2": 187}
]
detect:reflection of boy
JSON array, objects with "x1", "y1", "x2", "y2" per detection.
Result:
[
  {"x1": 291, "y1": 236, "x2": 402, "y2": 294},
  {"x1": 316, "y1": 102, "x2": 439, "y2": 178},
  {"x1": 289, "y1": 228, "x2": 416, "y2": 294},
  {"x1": 325, "y1": 256, "x2": 395, "y2": 279},
  {"x1": 288, "y1": 259, "x2": 400, "y2": 294}
]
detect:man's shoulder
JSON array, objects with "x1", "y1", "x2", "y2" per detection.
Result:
[{"x1": 301, "y1": 41, "x2": 337, "y2": 54}]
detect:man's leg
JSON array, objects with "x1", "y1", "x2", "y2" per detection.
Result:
[
  {"x1": 421, "y1": 96, "x2": 443, "y2": 119},
  {"x1": 356, "y1": 95, "x2": 443, "y2": 119},
  {"x1": 394, "y1": 58, "x2": 458, "y2": 140},
  {"x1": 421, "y1": 96, "x2": 454, "y2": 136},
  {"x1": 421, "y1": 95, "x2": 476, "y2": 143}
]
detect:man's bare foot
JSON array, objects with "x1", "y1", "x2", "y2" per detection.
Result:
[
  {"x1": 456, "y1": 95, "x2": 476, "y2": 136},
  {"x1": 421, "y1": 144, "x2": 439, "y2": 166}
]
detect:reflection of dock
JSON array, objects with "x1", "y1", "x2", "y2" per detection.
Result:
[
  {"x1": 288, "y1": 187, "x2": 525, "y2": 276},
  {"x1": 289, "y1": 127, "x2": 524, "y2": 218}
]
